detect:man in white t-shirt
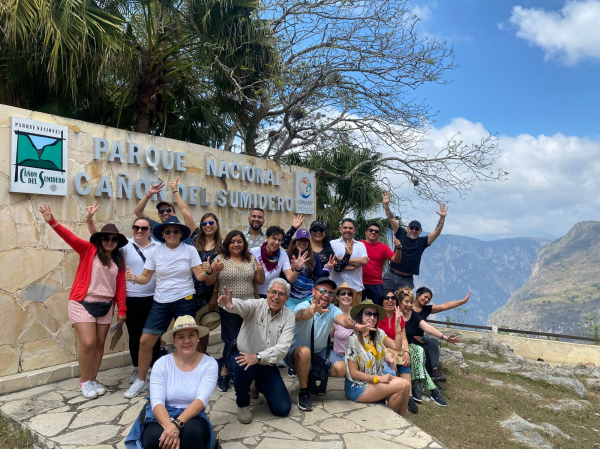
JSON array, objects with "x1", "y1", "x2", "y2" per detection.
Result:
[{"x1": 329, "y1": 218, "x2": 368, "y2": 305}]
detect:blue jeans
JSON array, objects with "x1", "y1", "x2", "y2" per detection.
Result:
[
  {"x1": 143, "y1": 298, "x2": 198, "y2": 335},
  {"x1": 229, "y1": 353, "x2": 291, "y2": 416}
]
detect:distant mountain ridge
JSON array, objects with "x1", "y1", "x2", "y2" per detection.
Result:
[
  {"x1": 489, "y1": 221, "x2": 600, "y2": 335},
  {"x1": 414, "y1": 234, "x2": 547, "y2": 325}
]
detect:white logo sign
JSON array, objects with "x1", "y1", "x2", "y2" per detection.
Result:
[
  {"x1": 9, "y1": 117, "x2": 68, "y2": 196},
  {"x1": 294, "y1": 171, "x2": 315, "y2": 214}
]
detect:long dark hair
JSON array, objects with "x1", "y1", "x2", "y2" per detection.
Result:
[
  {"x1": 95, "y1": 239, "x2": 124, "y2": 270},
  {"x1": 287, "y1": 238, "x2": 314, "y2": 276},
  {"x1": 194, "y1": 213, "x2": 222, "y2": 253},
  {"x1": 221, "y1": 230, "x2": 251, "y2": 262},
  {"x1": 356, "y1": 309, "x2": 378, "y2": 348}
]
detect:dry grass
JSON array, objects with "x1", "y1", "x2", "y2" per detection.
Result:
[
  {"x1": 0, "y1": 417, "x2": 32, "y2": 449},
  {"x1": 405, "y1": 353, "x2": 600, "y2": 449}
]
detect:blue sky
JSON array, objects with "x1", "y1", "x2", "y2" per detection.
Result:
[{"x1": 386, "y1": 0, "x2": 600, "y2": 239}]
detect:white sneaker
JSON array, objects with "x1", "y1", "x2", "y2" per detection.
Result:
[
  {"x1": 124, "y1": 378, "x2": 148, "y2": 399},
  {"x1": 92, "y1": 381, "x2": 106, "y2": 396},
  {"x1": 80, "y1": 380, "x2": 98, "y2": 399}
]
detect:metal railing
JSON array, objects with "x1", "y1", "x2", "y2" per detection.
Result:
[{"x1": 428, "y1": 320, "x2": 600, "y2": 344}]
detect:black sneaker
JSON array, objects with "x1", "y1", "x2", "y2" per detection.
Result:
[
  {"x1": 217, "y1": 374, "x2": 230, "y2": 392},
  {"x1": 431, "y1": 389, "x2": 448, "y2": 406},
  {"x1": 408, "y1": 396, "x2": 419, "y2": 413},
  {"x1": 297, "y1": 389, "x2": 313, "y2": 411},
  {"x1": 288, "y1": 367, "x2": 297, "y2": 378},
  {"x1": 412, "y1": 386, "x2": 423, "y2": 403},
  {"x1": 431, "y1": 367, "x2": 447, "y2": 382}
]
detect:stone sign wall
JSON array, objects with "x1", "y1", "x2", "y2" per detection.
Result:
[{"x1": 0, "y1": 105, "x2": 316, "y2": 377}]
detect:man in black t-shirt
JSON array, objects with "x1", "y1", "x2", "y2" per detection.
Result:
[{"x1": 381, "y1": 192, "x2": 448, "y2": 291}]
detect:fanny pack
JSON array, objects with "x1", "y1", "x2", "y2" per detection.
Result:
[{"x1": 81, "y1": 301, "x2": 112, "y2": 317}]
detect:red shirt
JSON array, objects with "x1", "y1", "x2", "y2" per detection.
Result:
[
  {"x1": 361, "y1": 240, "x2": 396, "y2": 284},
  {"x1": 378, "y1": 313, "x2": 405, "y2": 340},
  {"x1": 47, "y1": 220, "x2": 127, "y2": 316}
]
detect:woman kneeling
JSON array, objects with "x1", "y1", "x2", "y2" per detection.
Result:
[
  {"x1": 344, "y1": 300, "x2": 410, "y2": 416},
  {"x1": 125, "y1": 316, "x2": 217, "y2": 449}
]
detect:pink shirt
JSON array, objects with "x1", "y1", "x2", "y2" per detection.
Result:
[
  {"x1": 333, "y1": 324, "x2": 354, "y2": 356},
  {"x1": 85, "y1": 256, "x2": 118, "y2": 303}
]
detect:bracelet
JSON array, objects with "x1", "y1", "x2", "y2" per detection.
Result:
[
  {"x1": 85, "y1": 220, "x2": 94, "y2": 224},
  {"x1": 146, "y1": 192, "x2": 151, "y2": 199},
  {"x1": 373, "y1": 376, "x2": 379, "y2": 384},
  {"x1": 294, "y1": 267, "x2": 302, "y2": 272},
  {"x1": 352, "y1": 321, "x2": 357, "y2": 330},
  {"x1": 132, "y1": 275, "x2": 137, "y2": 285},
  {"x1": 50, "y1": 222, "x2": 58, "y2": 228},
  {"x1": 172, "y1": 190, "x2": 177, "y2": 194},
  {"x1": 171, "y1": 418, "x2": 184, "y2": 430},
  {"x1": 440, "y1": 334, "x2": 445, "y2": 341}
]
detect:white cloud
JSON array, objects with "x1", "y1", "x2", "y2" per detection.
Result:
[
  {"x1": 508, "y1": 0, "x2": 600, "y2": 65},
  {"x1": 388, "y1": 118, "x2": 600, "y2": 239}
]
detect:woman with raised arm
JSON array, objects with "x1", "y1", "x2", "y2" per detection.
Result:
[
  {"x1": 282, "y1": 216, "x2": 351, "y2": 275},
  {"x1": 39, "y1": 203, "x2": 127, "y2": 400},
  {"x1": 85, "y1": 202, "x2": 162, "y2": 384},
  {"x1": 205, "y1": 230, "x2": 265, "y2": 392},
  {"x1": 412, "y1": 287, "x2": 471, "y2": 382},
  {"x1": 125, "y1": 315, "x2": 217, "y2": 449},
  {"x1": 344, "y1": 300, "x2": 410, "y2": 416},
  {"x1": 378, "y1": 289, "x2": 416, "y2": 413},
  {"x1": 123, "y1": 216, "x2": 208, "y2": 399},
  {"x1": 398, "y1": 288, "x2": 461, "y2": 407}
]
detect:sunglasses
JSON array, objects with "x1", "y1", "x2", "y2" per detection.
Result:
[
  {"x1": 201, "y1": 220, "x2": 216, "y2": 227},
  {"x1": 367, "y1": 229, "x2": 380, "y2": 234},
  {"x1": 132, "y1": 225, "x2": 149, "y2": 232},
  {"x1": 158, "y1": 208, "x2": 173, "y2": 214},
  {"x1": 409, "y1": 226, "x2": 421, "y2": 231},
  {"x1": 317, "y1": 288, "x2": 335, "y2": 298},
  {"x1": 338, "y1": 291, "x2": 353, "y2": 297},
  {"x1": 164, "y1": 229, "x2": 181, "y2": 235},
  {"x1": 311, "y1": 227, "x2": 325, "y2": 233},
  {"x1": 363, "y1": 310, "x2": 379, "y2": 318},
  {"x1": 102, "y1": 236, "x2": 120, "y2": 243},
  {"x1": 384, "y1": 296, "x2": 397, "y2": 301}
]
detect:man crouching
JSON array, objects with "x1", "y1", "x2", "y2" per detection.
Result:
[{"x1": 217, "y1": 279, "x2": 295, "y2": 424}]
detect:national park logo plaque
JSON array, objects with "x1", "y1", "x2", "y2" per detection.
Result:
[{"x1": 9, "y1": 117, "x2": 68, "y2": 196}]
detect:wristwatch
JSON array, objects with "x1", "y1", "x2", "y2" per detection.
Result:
[{"x1": 256, "y1": 353, "x2": 262, "y2": 363}]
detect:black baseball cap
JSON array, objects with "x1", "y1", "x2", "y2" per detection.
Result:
[
  {"x1": 408, "y1": 220, "x2": 422, "y2": 230},
  {"x1": 156, "y1": 201, "x2": 175, "y2": 211},
  {"x1": 314, "y1": 277, "x2": 337, "y2": 290},
  {"x1": 310, "y1": 220, "x2": 326, "y2": 231}
]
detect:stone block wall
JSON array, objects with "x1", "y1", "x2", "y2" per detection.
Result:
[{"x1": 0, "y1": 105, "x2": 315, "y2": 377}]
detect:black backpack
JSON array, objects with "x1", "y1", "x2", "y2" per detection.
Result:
[{"x1": 307, "y1": 319, "x2": 330, "y2": 396}]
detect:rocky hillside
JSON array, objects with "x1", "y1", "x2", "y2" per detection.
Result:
[
  {"x1": 415, "y1": 235, "x2": 547, "y2": 325},
  {"x1": 489, "y1": 221, "x2": 600, "y2": 335}
]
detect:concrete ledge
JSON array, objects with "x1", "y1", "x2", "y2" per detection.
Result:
[
  {"x1": 436, "y1": 326, "x2": 600, "y2": 365},
  {"x1": 0, "y1": 351, "x2": 131, "y2": 396}
]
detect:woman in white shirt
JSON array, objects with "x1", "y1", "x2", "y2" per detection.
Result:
[
  {"x1": 125, "y1": 315, "x2": 217, "y2": 449},
  {"x1": 86, "y1": 204, "x2": 162, "y2": 384},
  {"x1": 123, "y1": 216, "x2": 208, "y2": 399},
  {"x1": 249, "y1": 225, "x2": 306, "y2": 298}
]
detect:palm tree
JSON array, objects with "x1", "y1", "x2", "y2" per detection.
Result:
[{"x1": 283, "y1": 139, "x2": 392, "y2": 241}]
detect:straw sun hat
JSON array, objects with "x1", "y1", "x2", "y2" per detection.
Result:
[
  {"x1": 162, "y1": 315, "x2": 210, "y2": 344},
  {"x1": 350, "y1": 299, "x2": 386, "y2": 322}
]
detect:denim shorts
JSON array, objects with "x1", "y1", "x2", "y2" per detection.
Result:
[
  {"x1": 383, "y1": 364, "x2": 411, "y2": 376},
  {"x1": 345, "y1": 378, "x2": 367, "y2": 402},
  {"x1": 143, "y1": 297, "x2": 198, "y2": 335}
]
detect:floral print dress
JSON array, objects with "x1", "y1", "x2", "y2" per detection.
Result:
[{"x1": 345, "y1": 329, "x2": 387, "y2": 386}]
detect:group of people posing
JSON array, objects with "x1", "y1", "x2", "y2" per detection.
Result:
[{"x1": 40, "y1": 182, "x2": 470, "y2": 449}]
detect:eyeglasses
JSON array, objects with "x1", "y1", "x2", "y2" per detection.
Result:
[
  {"x1": 158, "y1": 208, "x2": 173, "y2": 214},
  {"x1": 102, "y1": 236, "x2": 120, "y2": 243},
  {"x1": 269, "y1": 238, "x2": 283, "y2": 243},
  {"x1": 363, "y1": 310, "x2": 379, "y2": 318},
  {"x1": 201, "y1": 220, "x2": 216, "y2": 227},
  {"x1": 338, "y1": 291, "x2": 353, "y2": 297},
  {"x1": 367, "y1": 229, "x2": 380, "y2": 234},
  {"x1": 164, "y1": 229, "x2": 181, "y2": 235},
  {"x1": 409, "y1": 226, "x2": 421, "y2": 231},
  {"x1": 132, "y1": 225, "x2": 149, "y2": 232},
  {"x1": 311, "y1": 227, "x2": 325, "y2": 233},
  {"x1": 268, "y1": 289, "x2": 287, "y2": 298},
  {"x1": 384, "y1": 296, "x2": 397, "y2": 301},
  {"x1": 317, "y1": 288, "x2": 335, "y2": 298}
]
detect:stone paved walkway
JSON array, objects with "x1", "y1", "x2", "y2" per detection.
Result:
[{"x1": 0, "y1": 343, "x2": 446, "y2": 449}]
